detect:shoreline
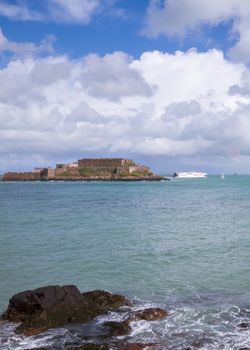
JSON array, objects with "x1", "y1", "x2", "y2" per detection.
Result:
[
  {"x1": 0, "y1": 285, "x2": 249, "y2": 350},
  {"x1": 2, "y1": 175, "x2": 167, "y2": 182}
]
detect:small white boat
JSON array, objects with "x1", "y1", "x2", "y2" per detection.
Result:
[
  {"x1": 173, "y1": 171, "x2": 207, "y2": 178},
  {"x1": 221, "y1": 173, "x2": 225, "y2": 179}
]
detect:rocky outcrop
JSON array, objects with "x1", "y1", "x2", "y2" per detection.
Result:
[
  {"x1": 103, "y1": 320, "x2": 131, "y2": 337},
  {"x1": 81, "y1": 290, "x2": 130, "y2": 312},
  {"x1": 118, "y1": 344, "x2": 150, "y2": 350},
  {"x1": 1, "y1": 285, "x2": 129, "y2": 335},
  {"x1": 2, "y1": 174, "x2": 165, "y2": 181},
  {"x1": 74, "y1": 345, "x2": 110, "y2": 350},
  {"x1": 30, "y1": 342, "x2": 155, "y2": 350},
  {"x1": 132, "y1": 308, "x2": 168, "y2": 321},
  {"x1": 1, "y1": 284, "x2": 169, "y2": 350},
  {"x1": 238, "y1": 322, "x2": 249, "y2": 329},
  {"x1": 30, "y1": 345, "x2": 110, "y2": 350},
  {"x1": 2, "y1": 157, "x2": 165, "y2": 181}
]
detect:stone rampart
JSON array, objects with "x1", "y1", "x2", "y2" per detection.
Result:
[
  {"x1": 54, "y1": 168, "x2": 65, "y2": 176},
  {"x1": 3, "y1": 172, "x2": 41, "y2": 181},
  {"x1": 2, "y1": 158, "x2": 162, "y2": 181},
  {"x1": 41, "y1": 168, "x2": 55, "y2": 179},
  {"x1": 78, "y1": 158, "x2": 135, "y2": 168},
  {"x1": 129, "y1": 165, "x2": 151, "y2": 174}
]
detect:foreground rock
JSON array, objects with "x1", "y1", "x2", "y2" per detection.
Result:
[
  {"x1": 118, "y1": 344, "x2": 149, "y2": 350},
  {"x1": 132, "y1": 308, "x2": 168, "y2": 321},
  {"x1": 1, "y1": 284, "x2": 169, "y2": 350},
  {"x1": 1, "y1": 285, "x2": 129, "y2": 335},
  {"x1": 30, "y1": 342, "x2": 154, "y2": 350},
  {"x1": 67, "y1": 345, "x2": 110, "y2": 350},
  {"x1": 238, "y1": 322, "x2": 249, "y2": 329},
  {"x1": 103, "y1": 320, "x2": 131, "y2": 337}
]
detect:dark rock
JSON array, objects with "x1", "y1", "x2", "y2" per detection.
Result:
[
  {"x1": 132, "y1": 308, "x2": 168, "y2": 321},
  {"x1": 103, "y1": 320, "x2": 131, "y2": 336},
  {"x1": 1, "y1": 285, "x2": 83, "y2": 334},
  {"x1": 118, "y1": 343, "x2": 149, "y2": 350},
  {"x1": 26, "y1": 348, "x2": 51, "y2": 350},
  {"x1": 191, "y1": 338, "x2": 206, "y2": 348},
  {"x1": 72, "y1": 344, "x2": 110, "y2": 350},
  {"x1": 27, "y1": 346, "x2": 110, "y2": 350},
  {"x1": 25, "y1": 348, "x2": 50, "y2": 350},
  {"x1": 238, "y1": 322, "x2": 249, "y2": 329},
  {"x1": 28, "y1": 343, "x2": 154, "y2": 350},
  {"x1": 81, "y1": 290, "x2": 130, "y2": 312},
  {"x1": 8, "y1": 285, "x2": 81, "y2": 316},
  {"x1": 1, "y1": 286, "x2": 129, "y2": 336},
  {"x1": 119, "y1": 342, "x2": 165, "y2": 350}
]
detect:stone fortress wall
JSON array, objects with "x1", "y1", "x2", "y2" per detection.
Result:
[
  {"x1": 3, "y1": 158, "x2": 159, "y2": 181},
  {"x1": 3, "y1": 172, "x2": 41, "y2": 181},
  {"x1": 78, "y1": 158, "x2": 135, "y2": 168}
]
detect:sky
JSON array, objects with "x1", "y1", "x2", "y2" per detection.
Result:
[{"x1": 1, "y1": 0, "x2": 250, "y2": 174}]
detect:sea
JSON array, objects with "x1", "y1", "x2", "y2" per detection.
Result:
[{"x1": 0, "y1": 176, "x2": 249, "y2": 350}]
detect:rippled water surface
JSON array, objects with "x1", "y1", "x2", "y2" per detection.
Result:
[{"x1": 0, "y1": 177, "x2": 249, "y2": 349}]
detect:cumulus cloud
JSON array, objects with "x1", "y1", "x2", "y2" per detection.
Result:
[
  {"x1": 0, "y1": 56, "x2": 69, "y2": 105},
  {"x1": 80, "y1": 52, "x2": 154, "y2": 100},
  {"x1": 1, "y1": 40, "x2": 250, "y2": 172},
  {"x1": 229, "y1": 69, "x2": 250, "y2": 96},
  {"x1": 47, "y1": 0, "x2": 101, "y2": 24},
  {"x1": 228, "y1": 18, "x2": 250, "y2": 64},
  {"x1": 0, "y1": 0, "x2": 122, "y2": 24},
  {"x1": 0, "y1": 1, "x2": 43, "y2": 21},
  {"x1": 143, "y1": 0, "x2": 250, "y2": 64},
  {"x1": 164, "y1": 100, "x2": 201, "y2": 118},
  {"x1": 0, "y1": 28, "x2": 55, "y2": 58}
]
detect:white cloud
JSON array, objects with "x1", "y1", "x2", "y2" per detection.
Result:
[
  {"x1": 164, "y1": 100, "x2": 201, "y2": 118},
  {"x1": 47, "y1": 0, "x2": 101, "y2": 24},
  {"x1": 228, "y1": 19, "x2": 250, "y2": 63},
  {"x1": 1, "y1": 40, "x2": 250, "y2": 172},
  {"x1": 0, "y1": 1, "x2": 43, "y2": 21},
  {"x1": 143, "y1": 0, "x2": 250, "y2": 64},
  {"x1": 229, "y1": 69, "x2": 250, "y2": 96},
  {"x1": 0, "y1": 0, "x2": 120, "y2": 24},
  {"x1": 80, "y1": 52, "x2": 154, "y2": 100},
  {"x1": 0, "y1": 28, "x2": 55, "y2": 57}
]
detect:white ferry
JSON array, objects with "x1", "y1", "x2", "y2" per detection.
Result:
[{"x1": 173, "y1": 171, "x2": 207, "y2": 178}]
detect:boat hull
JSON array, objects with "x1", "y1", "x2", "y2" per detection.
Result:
[{"x1": 173, "y1": 172, "x2": 207, "y2": 178}]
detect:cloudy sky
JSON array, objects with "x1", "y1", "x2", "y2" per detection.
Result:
[{"x1": 1, "y1": 0, "x2": 250, "y2": 174}]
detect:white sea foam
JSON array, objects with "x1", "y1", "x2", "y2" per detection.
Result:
[
  {"x1": 1, "y1": 301, "x2": 249, "y2": 350},
  {"x1": 0, "y1": 322, "x2": 82, "y2": 350},
  {"x1": 126, "y1": 303, "x2": 250, "y2": 350}
]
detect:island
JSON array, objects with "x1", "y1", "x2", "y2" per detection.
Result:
[{"x1": 2, "y1": 158, "x2": 165, "y2": 181}]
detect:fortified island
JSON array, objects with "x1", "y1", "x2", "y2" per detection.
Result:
[{"x1": 3, "y1": 157, "x2": 164, "y2": 181}]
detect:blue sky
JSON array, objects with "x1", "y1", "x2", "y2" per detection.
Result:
[
  {"x1": 0, "y1": 1, "x2": 235, "y2": 59},
  {"x1": 1, "y1": 0, "x2": 250, "y2": 174}
]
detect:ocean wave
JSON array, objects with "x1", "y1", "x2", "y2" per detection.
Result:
[{"x1": 1, "y1": 299, "x2": 249, "y2": 350}]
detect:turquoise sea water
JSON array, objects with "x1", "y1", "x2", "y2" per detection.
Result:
[{"x1": 0, "y1": 177, "x2": 249, "y2": 349}]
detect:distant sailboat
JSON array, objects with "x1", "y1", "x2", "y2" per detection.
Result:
[{"x1": 221, "y1": 173, "x2": 225, "y2": 179}]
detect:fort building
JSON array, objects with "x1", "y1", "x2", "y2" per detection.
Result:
[
  {"x1": 78, "y1": 158, "x2": 134, "y2": 168},
  {"x1": 2, "y1": 158, "x2": 162, "y2": 181}
]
